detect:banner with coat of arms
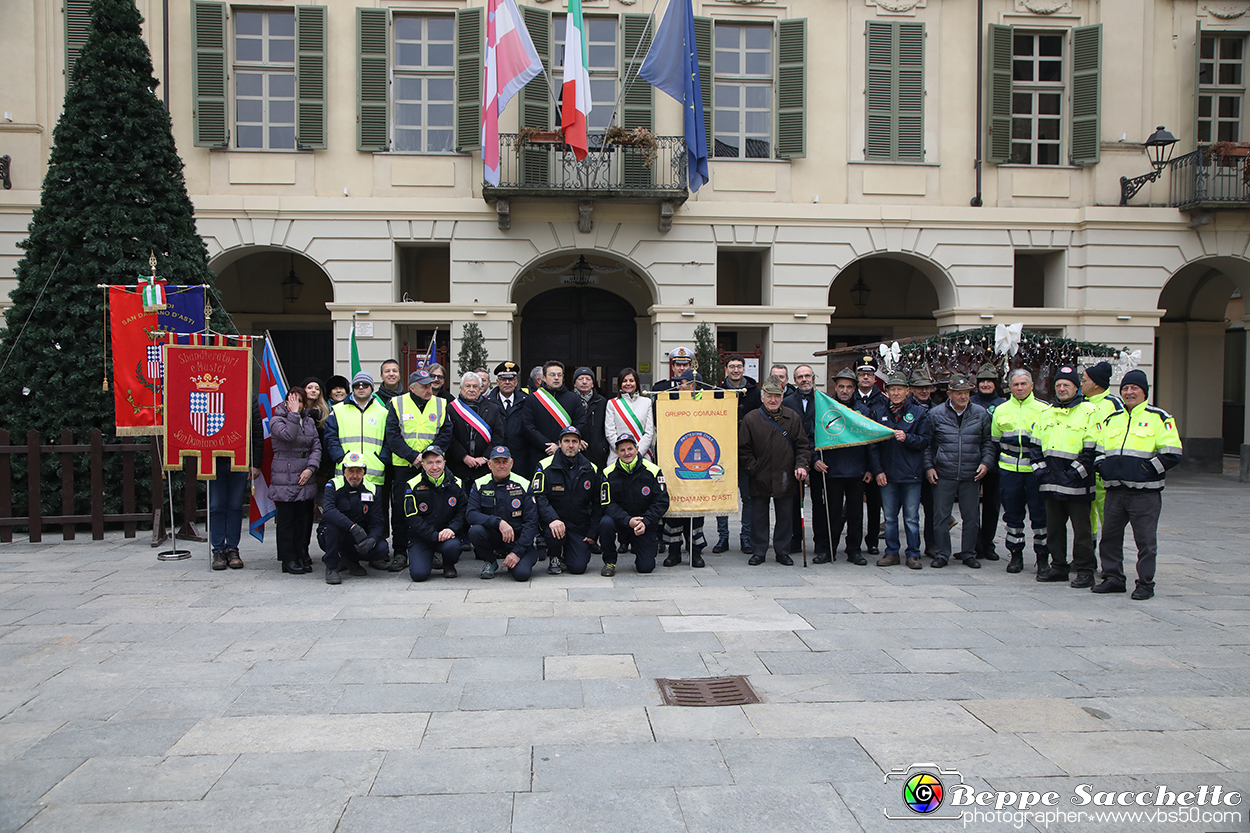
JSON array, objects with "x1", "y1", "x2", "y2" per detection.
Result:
[
  {"x1": 654, "y1": 390, "x2": 739, "y2": 517},
  {"x1": 108, "y1": 285, "x2": 207, "y2": 435},
  {"x1": 163, "y1": 340, "x2": 252, "y2": 478}
]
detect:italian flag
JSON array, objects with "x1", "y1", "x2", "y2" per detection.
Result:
[{"x1": 560, "y1": 0, "x2": 591, "y2": 161}]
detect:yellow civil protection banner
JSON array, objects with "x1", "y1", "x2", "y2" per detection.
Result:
[{"x1": 654, "y1": 390, "x2": 739, "y2": 517}]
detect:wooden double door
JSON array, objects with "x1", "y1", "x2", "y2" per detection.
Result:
[{"x1": 520, "y1": 288, "x2": 638, "y2": 392}]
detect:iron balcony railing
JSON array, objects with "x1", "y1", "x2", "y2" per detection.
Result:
[
  {"x1": 483, "y1": 133, "x2": 688, "y2": 199},
  {"x1": 1169, "y1": 148, "x2": 1250, "y2": 209}
]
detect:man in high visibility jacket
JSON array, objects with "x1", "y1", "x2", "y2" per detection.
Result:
[
  {"x1": 990, "y1": 368, "x2": 1051, "y2": 575},
  {"x1": 317, "y1": 452, "x2": 388, "y2": 585},
  {"x1": 324, "y1": 371, "x2": 392, "y2": 568},
  {"x1": 1030, "y1": 366, "x2": 1098, "y2": 588},
  {"x1": 1080, "y1": 360, "x2": 1124, "y2": 536},
  {"x1": 1092, "y1": 370, "x2": 1183, "y2": 600},
  {"x1": 385, "y1": 368, "x2": 454, "y2": 572}
]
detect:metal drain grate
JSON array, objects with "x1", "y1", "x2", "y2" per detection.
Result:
[{"x1": 655, "y1": 675, "x2": 760, "y2": 707}]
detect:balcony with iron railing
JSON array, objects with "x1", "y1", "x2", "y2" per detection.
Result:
[
  {"x1": 1169, "y1": 147, "x2": 1250, "y2": 211},
  {"x1": 482, "y1": 132, "x2": 689, "y2": 232}
]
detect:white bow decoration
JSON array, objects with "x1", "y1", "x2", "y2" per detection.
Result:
[
  {"x1": 1118, "y1": 349, "x2": 1142, "y2": 370},
  {"x1": 878, "y1": 341, "x2": 902, "y2": 372},
  {"x1": 994, "y1": 322, "x2": 1023, "y2": 357}
]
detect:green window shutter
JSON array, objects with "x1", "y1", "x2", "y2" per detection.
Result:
[
  {"x1": 192, "y1": 1, "x2": 228, "y2": 148},
  {"x1": 987, "y1": 23, "x2": 1012, "y2": 164},
  {"x1": 865, "y1": 21, "x2": 893, "y2": 159},
  {"x1": 622, "y1": 14, "x2": 655, "y2": 186},
  {"x1": 456, "y1": 8, "x2": 484, "y2": 153},
  {"x1": 776, "y1": 18, "x2": 806, "y2": 158},
  {"x1": 358, "y1": 7, "x2": 389, "y2": 152},
  {"x1": 694, "y1": 16, "x2": 713, "y2": 158},
  {"x1": 64, "y1": 0, "x2": 92, "y2": 85},
  {"x1": 295, "y1": 6, "x2": 327, "y2": 149},
  {"x1": 519, "y1": 6, "x2": 552, "y2": 184},
  {"x1": 1070, "y1": 24, "x2": 1101, "y2": 164},
  {"x1": 896, "y1": 22, "x2": 924, "y2": 160},
  {"x1": 1194, "y1": 20, "x2": 1203, "y2": 144}
]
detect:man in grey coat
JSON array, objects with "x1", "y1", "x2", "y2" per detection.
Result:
[{"x1": 924, "y1": 372, "x2": 995, "y2": 569}]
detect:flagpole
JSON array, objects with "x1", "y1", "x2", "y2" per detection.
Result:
[{"x1": 592, "y1": 0, "x2": 667, "y2": 165}]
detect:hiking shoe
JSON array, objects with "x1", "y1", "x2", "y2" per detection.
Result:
[
  {"x1": 480, "y1": 560, "x2": 498, "y2": 580},
  {"x1": 600, "y1": 562, "x2": 617, "y2": 577}
]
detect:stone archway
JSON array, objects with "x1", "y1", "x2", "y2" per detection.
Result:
[
  {"x1": 210, "y1": 247, "x2": 334, "y2": 385},
  {"x1": 826, "y1": 253, "x2": 952, "y2": 358},
  {"x1": 512, "y1": 250, "x2": 656, "y2": 390},
  {"x1": 1155, "y1": 256, "x2": 1250, "y2": 469}
]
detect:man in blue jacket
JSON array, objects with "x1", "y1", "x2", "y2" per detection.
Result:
[
  {"x1": 466, "y1": 445, "x2": 539, "y2": 581},
  {"x1": 811, "y1": 368, "x2": 874, "y2": 565},
  {"x1": 318, "y1": 452, "x2": 389, "y2": 585},
  {"x1": 924, "y1": 373, "x2": 995, "y2": 569},
  {"x1": 871, "y1": 372, "x2": 933, "y2": 569}
]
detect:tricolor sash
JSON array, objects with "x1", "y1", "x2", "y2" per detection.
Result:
[
  {"x1": 451, "y1": 398, "x2": 492, "y2": 443},
  {"x1": 533, "y1": 387, "x2": 572, "y2": 428},
  {"x1": 611, "y1": 397, "x2": 645, "y2": 442}
]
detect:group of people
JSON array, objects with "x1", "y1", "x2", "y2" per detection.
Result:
[{"x1": 208, "y1": 347, "x2": 1182, "y2": 599}]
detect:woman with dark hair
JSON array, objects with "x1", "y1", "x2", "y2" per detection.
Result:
[
  {"x1": 269, "y1": 386, "x2": 322, "y2": 574},
  {"x1": 326, "y1": 375, "x2": 350, "y2": 404},
  {"x1": 302, "y1": 377, "x2": 335, "y2": 511},
  {"x1": 604, "y1": 367, "x2": 655, "y2": 466}
]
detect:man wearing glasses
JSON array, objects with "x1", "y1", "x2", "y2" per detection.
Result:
[{"x1": 428, "y1": 363, "x2": 453, "y2": 402}]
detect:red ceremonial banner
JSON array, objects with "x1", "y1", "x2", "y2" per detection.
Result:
[
  {"x1": 163, "y1": 343, "x2": 253, "y2": 478},
  {"x1": 109, "y1": 286, "x2": 162, "y2": 435}
]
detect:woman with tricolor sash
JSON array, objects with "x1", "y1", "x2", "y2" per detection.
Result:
[{"x1": 605, "y1": 367, "x2": 655, "y2": 466}]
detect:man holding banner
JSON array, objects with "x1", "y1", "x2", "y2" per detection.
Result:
[
  {"x1": 740, "y1": 376, "x2": 810, "y2": 566},
  {"x1": 870, "y1": 372, "x2": 933, "y2": 569}
]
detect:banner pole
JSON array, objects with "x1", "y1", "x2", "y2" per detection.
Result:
[{"x1": 800, "y1": 481, "x2": 807, "y2": 568}]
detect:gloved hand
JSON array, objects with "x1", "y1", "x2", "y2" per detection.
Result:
[
  {"x1": 355, "y1": 536, "x2": 376, "y2": 556},
  {"x1": 350, "y1": 524, "x2": 368, "y2": 545}
]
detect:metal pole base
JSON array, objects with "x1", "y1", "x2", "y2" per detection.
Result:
[{"x1": 157, "y1": 548, "x2": 193, "y2": 561}]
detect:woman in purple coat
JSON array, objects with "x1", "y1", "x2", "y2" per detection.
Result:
[{"x1": 270, "y1": 387, "x2": 322, "y2": 574}]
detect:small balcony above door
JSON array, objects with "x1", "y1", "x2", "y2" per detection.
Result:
[{"x1": 483, "y1": 132, "x2": 689, "y2": 232}]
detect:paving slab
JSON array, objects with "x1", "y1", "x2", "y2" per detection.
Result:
[
  {"x1": 532, "y1": 740, "x2": 732, "y2": 791},
  {"x1": 371, "y1": 746, "x2": 531, "y2": 795},
  {"x1": 206, "y1": 750, "x2": 385, "y2": 798},
  {"x1": 40, "y1": 753, "x2": 237, "y2": 803},
  {"x1": 1020, "y1": 730, "x2": 1231, "y2": 776},
  {"x1": 422, "y1": 707, "x2": 653, "y2": 748},
  {"x1": 168, "y1": 714, "x2": 431, "y2": 755},
  {"x1": 676, "y1": 783, "x2": 863, "y2": 833},
  {"x1": 513, "y1": 788, "x2": 686, "y2": 833}
]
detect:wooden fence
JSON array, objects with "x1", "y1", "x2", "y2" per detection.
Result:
[{"x1": 0, "y1": 429, "x2": 205, "y2": 544}]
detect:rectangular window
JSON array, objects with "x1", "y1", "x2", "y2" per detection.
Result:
[
  {"x1": 393, "y1": 15, "x2": 456, "y2": 152},
  {"x1": 865, "y1": 21, "x2": 924, "y2": 161},
  {"x1": 714, "y1": 23, "x2": 772, "y2": 158},
  {"x1": 1010, "y1": 32, "x2": 1063, "y2": 165},
  {"x1": 1198, "y1": 34, "x2": 1245, "y2": 143},
  {"x1": 554, "y1": 15, "x2": 619, "y2": 135},
  {"x1": 234, "y1": 9, "x2": 296, "y2": 149}
]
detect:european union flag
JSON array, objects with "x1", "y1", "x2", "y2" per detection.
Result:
[{"x1": 638, "y1": 0, "x2": 709, "y2": 191}]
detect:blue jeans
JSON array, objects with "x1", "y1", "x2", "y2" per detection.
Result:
[
  {"x1": 209, "y1": 459, "x2": 248, "y2": 553},
  {"x1": 881, "y1": 481, "x2": 921, "y2": 559}
]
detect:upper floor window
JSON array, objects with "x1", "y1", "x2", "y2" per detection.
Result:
[
  {"x1": 865, "y1": 21, "x2": 924, "y2": 162},
  {"x1": 234, "y1": 10, "x2": 296, "y2": 150},
  {"x1": 714, "y1": 24, "x2": 773, "y2": 158},
  {"x1": 393, "y1": 15, "x2": 456, "y2": 152},
  {"x1": 191, "y1": 2, "x2": 326, "y2": 150},
  {"x1": 1198, "y1": 34, "x2": 1245, "y2": 143},
  {"x1": 1011, "y1": 32, "x2": 1063, "y2": 165},
  {"x1": 987, "y1": 23, "x2": 1101, "y2": 167}
]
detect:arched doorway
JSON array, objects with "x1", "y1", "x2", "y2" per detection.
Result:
[
  {"x1": 825, "y1": 255, "x2": 948, "y2": 376},
  {"x1": 1155, "y1": 256, "x2": 1250, "y2": 469},
  {"x1": 211, "y1": 248, "x2": 334, "y2": 385},
  {"x1": 520, "y1": 287, "x2": 638, "y2": 390}
]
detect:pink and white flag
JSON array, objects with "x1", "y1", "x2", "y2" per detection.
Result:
[{"x1": 483, "y1": 0, "x2": 544, "y2": 186}]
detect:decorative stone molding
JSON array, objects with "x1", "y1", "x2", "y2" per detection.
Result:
[
  {"x1": 1015, "y1": 0, "x2": 1071, "y2": 14},
  {"x1": 1200, "y1": 4, "x2": 1250, "y2": 19},
  {"x1": 867, "y1": 0, "x2": 925, "y2": 13}
]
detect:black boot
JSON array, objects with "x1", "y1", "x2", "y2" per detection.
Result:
[
  {"x1": 663, "y1": 544, "x2": 682, "y2": 567},
  {"x1": 1006, "y1": 552, "x2": 1023, "y2": 573}
]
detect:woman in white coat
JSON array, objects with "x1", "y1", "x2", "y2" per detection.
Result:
[{"x1": 604, "y1": 367, "x2": 655, "y2": 466}]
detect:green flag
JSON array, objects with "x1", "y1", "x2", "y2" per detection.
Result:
[
  {"x1": 349, "y1": 320, "x2": 362, "y2": 378},
  {"x1": 814, "y1": 389, "x2": 895, "y2": 450}
]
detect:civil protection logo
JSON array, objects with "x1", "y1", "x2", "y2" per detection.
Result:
[{"x1": 672, "y1": 431, "x2": 724, "y2": 480}]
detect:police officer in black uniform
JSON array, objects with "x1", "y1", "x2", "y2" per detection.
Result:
[
  {"x1": 318, "y1": 451, "x2": 389, "y2": 585},
  {"x1": 466, "y1": 445, "x2": 540, "y2": 581},
  {"x1": 598, "y1": 434, "x2": 670, "y2": 576},
  {"x1": 532, "y1": 426, "x2": 605, "y2": 576},
  {"x1": 403, "y1": 445, "x2": 466, "y2": 582},
  {"x1": 486, "y1": 361, "x2": 530, "y2": 471}
]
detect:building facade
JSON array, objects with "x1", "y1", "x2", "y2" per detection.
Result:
[{"x1": 2, "y1": 0, "x2": 1248, "y2": 467}]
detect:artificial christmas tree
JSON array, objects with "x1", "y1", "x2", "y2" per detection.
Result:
[
  {"x1": 456, "y1": 322, "x2": 490, "y2": 378},
  {"x1": 0, "y1": 0, "x2": 232, "y2": 519}
]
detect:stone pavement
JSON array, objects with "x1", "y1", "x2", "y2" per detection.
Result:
[{"x1": 1, "y1": 473, "x2": 1247, "y2": 833}]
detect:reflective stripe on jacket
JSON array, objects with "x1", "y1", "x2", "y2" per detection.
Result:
[
  {"x1": 1031, "y1": 397, "x2": 1097, "y2": 501},
  {"x1": 327, "y1": 398, "x2": 390, "y2": 484},
  {"x1": 990, "y1": 393, "x2": 1049, "y2": 471},
  {"x1": 1095, "y1": 402, "x2": 1183, "y2": 490}
]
